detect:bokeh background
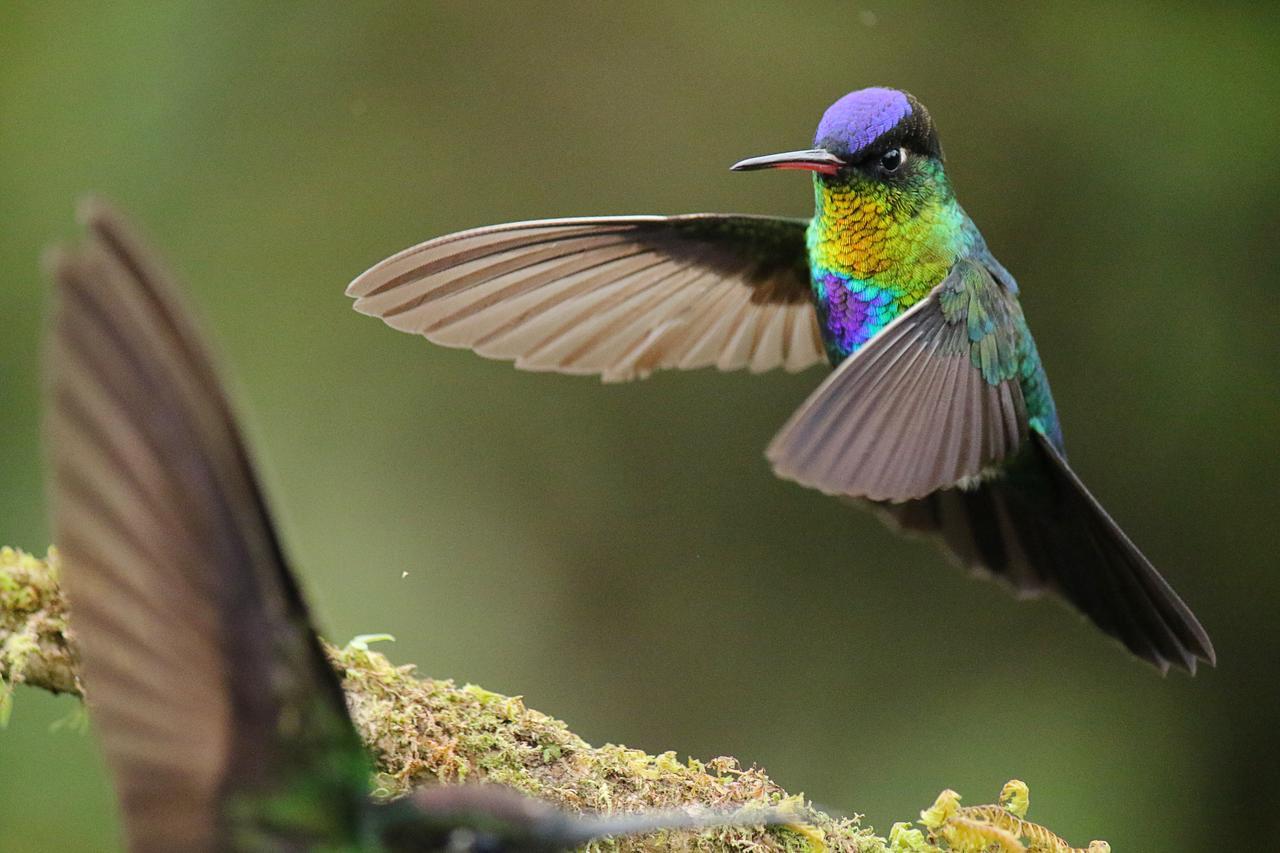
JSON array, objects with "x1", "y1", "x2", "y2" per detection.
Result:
[{"x1": 2, "y1": 3, "x2": 1278, "y2": 850}]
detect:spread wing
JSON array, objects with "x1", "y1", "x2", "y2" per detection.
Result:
[
  {"x1": 346, "y1": 214, "x2": 825, "y2": 382},
  {"x1": 46, "y1": 200, "x2": 367, "y2": 852},
  {"x1": 767, "y1": 259, "x2": 1029, "y2": 502}
]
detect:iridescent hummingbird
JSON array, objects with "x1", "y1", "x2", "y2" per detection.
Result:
[
  {"x1": 45, "y1": 201, "x2": 798, "y2": 852},
  {"x1": 347, "y1": 87, "x2": 1214, "y2": 674}
]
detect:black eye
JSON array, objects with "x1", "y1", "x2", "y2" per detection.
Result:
[{"x1": 879, "y1": 147, "x2": 906, "y2": 173}]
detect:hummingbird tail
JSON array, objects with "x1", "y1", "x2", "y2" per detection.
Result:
[{"x1": 876, "y1": 433, "x2": 1215, "y2": 674}]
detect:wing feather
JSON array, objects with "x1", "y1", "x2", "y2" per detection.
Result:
[
  {"x1": 47, "y1": 200, "x2": 365, "y2": 852},
  {"x1": 348, "y1": 215, "x2": 825, "y2": 381},
  {"x1": 767, "y1": 260, "x2": 1030, "y2": 502}
]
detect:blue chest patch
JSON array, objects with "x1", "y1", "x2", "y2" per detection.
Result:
[{"x1": 812, "y1": 269, "x2": 906, "y2": 364}]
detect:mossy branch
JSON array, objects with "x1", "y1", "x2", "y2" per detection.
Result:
[
  {"x1": 1, "y1": 547, "x2": 78, "y2": 712},
  {"x1": 3, "y1": 546, "x2": 1107, "y2": 852},
  {"x1": 2, "y1": 547, "x2": 875, "y2": 851}
]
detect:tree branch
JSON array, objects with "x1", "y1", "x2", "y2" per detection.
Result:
[
  {"x1": 2, "y1": 547, "x2": 876, "y2": 850},
  {"x1": 3, "y1": 546, "x2": 1108, "y2": 852}
]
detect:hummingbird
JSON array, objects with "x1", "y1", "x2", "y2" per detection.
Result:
[
  {"x1": 347, "y1": 87, "x2": 1214, "y2": 674},
  {"x1": 44, "y1": 201, "x2": 800, "y2": 852}
]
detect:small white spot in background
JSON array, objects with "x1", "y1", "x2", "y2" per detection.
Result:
[
  {"x1": 859, "y1": 9, "x2": 878, "y2": 26},
  {"x1": 447, "y1": 828, "x2": 477, "y2": 852},
  {"x1": 401, "y1": 571, "x2": 409, "y2": 579}
]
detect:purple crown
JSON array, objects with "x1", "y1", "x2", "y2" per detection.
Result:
[{"x1": 814, "y1": 88, "x2": 912, "y2": 156}]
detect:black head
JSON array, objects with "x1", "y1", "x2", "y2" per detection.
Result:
[
  {"x1": 812, "y1": 87, "x2": 941, "y2": 163},
  {"x1": 731, "y1": 87, "x2": 942, "y2": 178}
]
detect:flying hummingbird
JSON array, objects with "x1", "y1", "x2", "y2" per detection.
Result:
[
  {"x1": 347, "y1": 87, "x2": 1214, "y2": 674},
  {"x1": 44, "y1": 201, "x2": 800, "y2": 852}
]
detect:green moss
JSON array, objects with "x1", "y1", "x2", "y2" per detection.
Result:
[
  {"x1": 1, "y1": 548, "x2": 78, "y2": 725},
  {"x1": 328, "y1": 640, "x2": 884, "y2": 852},
  {"x1": 2, "y1": 545, "x2": 1101, "y2": 851}
]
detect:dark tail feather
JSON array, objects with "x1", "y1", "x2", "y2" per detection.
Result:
[{"x1": 876, "y1": 433, "x2": 1215, "y2": 674}]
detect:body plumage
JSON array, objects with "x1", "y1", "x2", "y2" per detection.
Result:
[{"x1": 803, "y1": 115, "x2": 1063, "y2": 448}]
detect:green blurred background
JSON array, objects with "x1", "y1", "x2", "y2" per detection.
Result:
[{"x1": 2, "y1": 3, "x2": 1278, "y2": 850}]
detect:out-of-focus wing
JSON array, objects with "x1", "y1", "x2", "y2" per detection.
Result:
[
  {"x1": 46, "y1": 200, "x2": 366, "y2": 852},
  {"x1": 381, "y1": 784, "x2": 803, "y2": 852}
]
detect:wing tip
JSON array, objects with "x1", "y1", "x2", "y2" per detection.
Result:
[
  {"x1": 76, "y1": 195, "x2": 137, "y2": 252},
  {"x1": 346, "y1": 270, "x2": 376, "y2": 299},
  {"x1": 75, "y1": 194, "x2": 113, "y2": 228},
  {"x1": 40, "y1": 244, "x2": 75, "y2": 283},
  {"x1": 43, "y1": 193, "x2": 125, "y2": 284}
]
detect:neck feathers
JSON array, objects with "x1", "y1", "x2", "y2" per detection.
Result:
[
  {"x1": 805, "y1": 165, "x2": 969, "y2": 362},
  {"x1": 807, "y1": 166, "x2": 964, "y2": 295}
]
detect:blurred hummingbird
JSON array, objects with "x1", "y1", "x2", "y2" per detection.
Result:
[
  {"x1": 45, "y1": 201, "x2": 801, "y2": 852},
  {"x1": 347, "y1": 87, "x2": 1214, "y2": 674}
]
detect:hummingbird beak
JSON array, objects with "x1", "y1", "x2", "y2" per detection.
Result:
[{"x1": 730, "y1": 148, "x2": 845, "y2": 175}]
